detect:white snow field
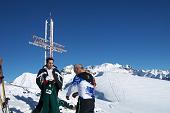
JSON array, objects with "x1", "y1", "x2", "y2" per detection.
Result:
[{"x1": 2, "y1": 63, "x2": 170, "y2": 113}]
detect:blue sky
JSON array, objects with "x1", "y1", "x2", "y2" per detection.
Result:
[{"x1": 0, "y1": 0, "x2": 170, "y2": 82}]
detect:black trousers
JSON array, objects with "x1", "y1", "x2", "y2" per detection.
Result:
[{"x1": 76, "y1": 97, "x2": 95, "y2": 113}]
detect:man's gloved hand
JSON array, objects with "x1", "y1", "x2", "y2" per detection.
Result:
[
  {"x1": 72, "y1": 92, "x2": 78, "y2": 98},
  {"x1": 66, "y1": 96, "x2": 69, "y2": 100},
  {"x1": 43, "y1": 80, "x2": 48, "y2": 85}
]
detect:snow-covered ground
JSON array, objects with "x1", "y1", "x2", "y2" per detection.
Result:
[{"x1": 2, "y1": 63, "x2": 170, "y2": 113}]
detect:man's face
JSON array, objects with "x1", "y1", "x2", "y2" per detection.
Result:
[
  {"x1": 74, "y1": 67, "x2": 79, "y2": 74},
  {"x1": 47, "y1": 60, "x2": 54, "y2": 69}
]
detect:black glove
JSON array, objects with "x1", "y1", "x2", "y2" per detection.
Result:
[
  {"x1": 42, "y1": 74, "x2": 48, "y2": 79},
  {"x1": 66, "y1": 96, "x2": 69, "y2": 100},
  {"x1": 72, "y1": 92, "x2": 78, "y2": 98}
]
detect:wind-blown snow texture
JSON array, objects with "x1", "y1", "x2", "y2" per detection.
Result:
[{"x1": 2, "y1": 63, "x2": 170, "y2": 113}]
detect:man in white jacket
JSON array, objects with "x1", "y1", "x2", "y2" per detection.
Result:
[{"x1": 66, "y1": 64, "x2": 96, "y2": 113}]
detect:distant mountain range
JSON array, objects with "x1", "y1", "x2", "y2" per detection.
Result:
[{"x1": 61, "y1": 63, "x2": 170, "y2": 81}]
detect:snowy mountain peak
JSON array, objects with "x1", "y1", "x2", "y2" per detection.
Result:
[
  {"x1": 148, "y1": 69, "x2": 169, "y2": 75},
  {"x1": 99, "y1": 63, "x2": 123, "y2": 68},
  {"x1": 90, "y1": 63, "x2": 131, "y2": 74},
  {"x1": 61, "y1": 65, "x2": 74, "y2": 74},
  {"x1": 12, "y1": 72, "x2": 39, "y2": 91}
]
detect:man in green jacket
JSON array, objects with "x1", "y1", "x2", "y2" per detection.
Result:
[{"x1": 35, "y1": 57, "x2": 63, "y2": 113}]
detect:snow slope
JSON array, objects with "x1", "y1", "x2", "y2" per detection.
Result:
[{"x1": 2, "y1": 63, "x2": 170, "y2": 113}]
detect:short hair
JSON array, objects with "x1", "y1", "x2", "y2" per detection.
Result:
[
  {"x1": 74, "y1": 64, "x2": 84, "y2": 69},
  {"x1": 46, "y1": 57, "x2": 54, "y2": 64}
]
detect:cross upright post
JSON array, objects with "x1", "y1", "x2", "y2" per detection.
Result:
[{"x1": 29, "y1": 15, "x2": 67, "y2": 64}]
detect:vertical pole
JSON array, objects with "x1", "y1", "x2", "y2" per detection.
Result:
[
  {"x1": 0, "y1": 59, "x2": 6, "y2": 104},
  {"x1": 45, "y1": 20, "x2": 48, "y2": 64},
  {"x1": 0, "y1": 58, "x2": 10, "y2": 112},
  {"x1": 50, "y1": 18, "x2": 54, "y2": 58},
  {"x1": 0, "y1": 59, "x2": 4, "y2": 109}
]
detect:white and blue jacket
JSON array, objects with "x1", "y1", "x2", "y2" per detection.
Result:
[{"x1": 66, "y1": 72, "x2": 95, "y2": 99}]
